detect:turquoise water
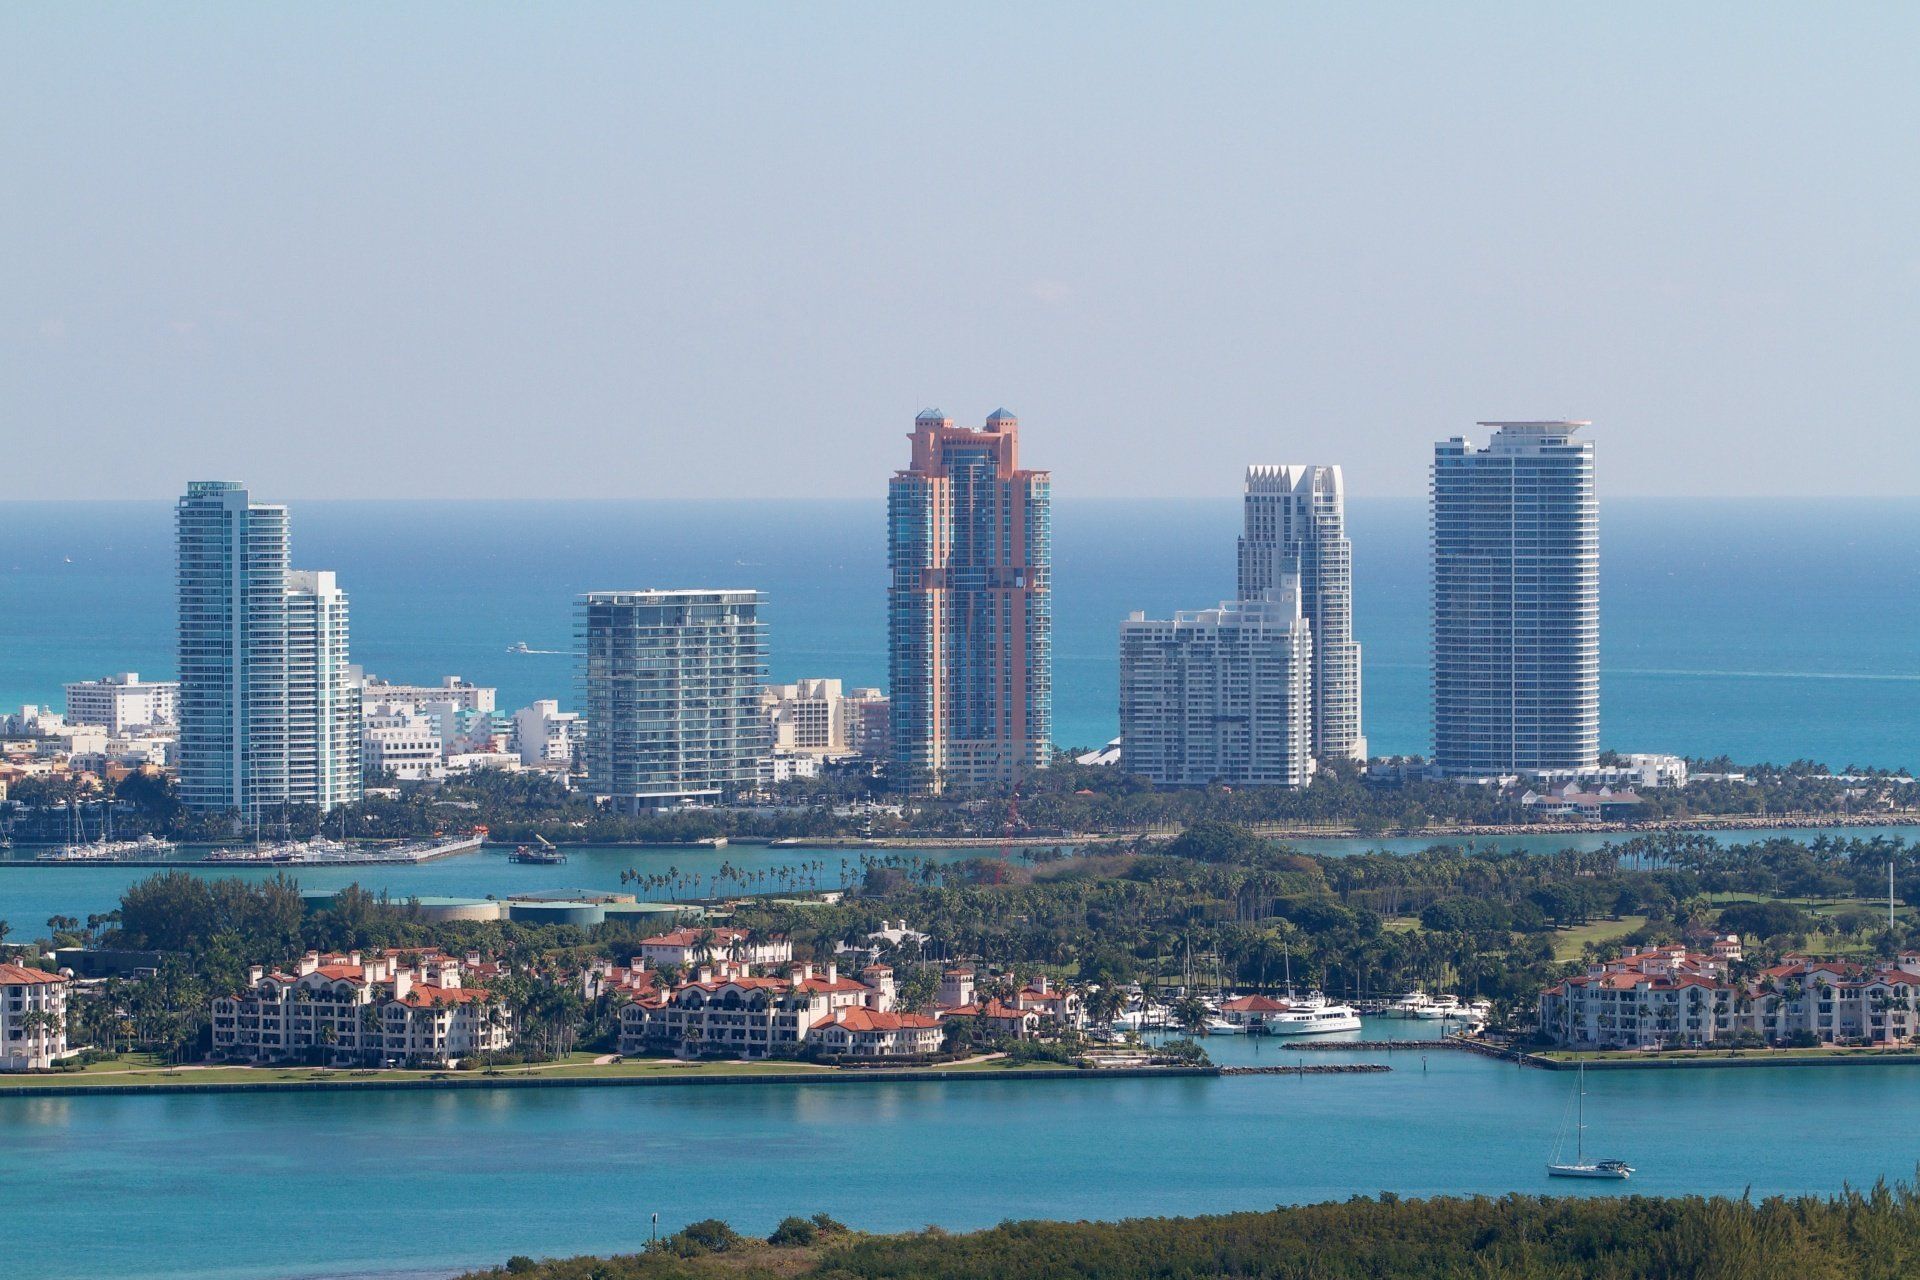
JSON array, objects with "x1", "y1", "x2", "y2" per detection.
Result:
[
  {"x1": 5, "y1": 497, "x2": 1920, "y2": 765},
  {"x1": 8, "y1": 1023, "x2": 1920, "y2": 1280},
  {"x1": 3, "y1": 825, "x2": 1912, "y2": 926}
]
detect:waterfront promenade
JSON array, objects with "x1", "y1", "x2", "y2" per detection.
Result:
[{"x1": 8, "y1": 1022, "x2": 1920, "y2": 1280}]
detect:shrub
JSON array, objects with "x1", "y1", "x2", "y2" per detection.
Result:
[
  {"x1": 768, "y1": 1216, "x2": 818, "y2": 1247},
  {"x1": 668, "y1": 1219, "x2": 742, "y2": 1256}
]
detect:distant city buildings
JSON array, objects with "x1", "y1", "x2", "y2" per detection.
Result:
[
  {"x1": 1119, "y1": 587, "x2": 1315, "y2": 788},
  {"x1": 761, "y1": 678, "x2": 889, "y2": 764},
  {"x1": 1431, "y1": 423, "x2": 1598, "y2": 776},
  {"x1": 1238, "y1": 465, "x2": 1365, "y2": 761},
  {"x1": 175, "y1": 481, "x2": 363, "y2": 817},
  {"x1": 887, "y1": 408, "x2": 1051, "y2": 790},
  {"x1": 579, "y1": 590, "x2": 768, "y2": 810},
  {"x1": 63, "y1": 673, "x2": 178, "y2": 734},
  {"x1": 360, "y1": 674, "x2": 514, "y2": 781},
  {"x1": 511, "y1": 699, "x2": 581, "y2": 768},
  {"x1": 764, "y1": 678, "x2": 853, "y2": 756}
]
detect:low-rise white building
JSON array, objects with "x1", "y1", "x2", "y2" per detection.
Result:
[
  {"x1": 512, "y1": 700, "x2": 581, "y2": 767},
  {"x1": 636, "y1": 927, "x2": 793, "y2": 970},
  {"x1": 63, "y1": 673, "x2": 179, "y2": 733},
  {"x1": 359, "y1": 674, "x2": 497, "y2": 716},
  {"x1": 363, "y1": 703, "x2": 447, "y2": 781},
  {"x1": 1, "y1": 963, "x2": 73, "y2": 1070}
]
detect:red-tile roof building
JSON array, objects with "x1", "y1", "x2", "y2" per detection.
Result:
[
  {"x1": 1541, "y1": 941, "x2": 1920, "y2": 1049},
  {"x1": 617, "y1": 960, "x2": 908, "y2": 1060},
  {"x1": 211, "y1": 950, "x2": 510, "y2": 1067},
  {"x1": 1, "y1": 963, "x2": 72, "y2": 1071}
]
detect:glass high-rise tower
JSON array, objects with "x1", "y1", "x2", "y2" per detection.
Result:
[
  {"x1": 887, "y1": 408, "x2": 1051, "y2": 790},
  {"x1": 578, "y1": 589, "x2": 768, "y2": 811},
  {"x1": 176, "y1": 481, "x2": 361, "y2": 817},
  {"x1": 1430, "y1": 422, "x2": 1598, "y2": 775},
  {"x1": 1237, "y1": 464, "x2": 1365, "y2": 761}
]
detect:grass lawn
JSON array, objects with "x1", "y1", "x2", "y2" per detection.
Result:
[{"x1": 1551, "y1": 915, "x2": 1650, "y2": 962}]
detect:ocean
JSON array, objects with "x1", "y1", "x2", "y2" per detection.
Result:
[{"x1": 4, "y1": 496, "x2": 1919, "y2": 768}]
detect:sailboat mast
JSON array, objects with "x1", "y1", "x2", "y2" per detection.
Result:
[{"x1": 1576, "y1": 1062, "x2": 1585, "y2": 1163}]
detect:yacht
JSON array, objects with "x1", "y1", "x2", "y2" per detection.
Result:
[
  {"x1": 1202, "y1": 1016, "x2": 1244, "y2": 1036},
  {"x1": 1548, "y1": 1061, "x2": 1633, "y2": 1180},
  {"x1": 1111, "y1": 1003, "x2": 1173, "y2": 1033},
  {"x1": 1267, "y1": 992, "x2": 1363, "y2": 1036},
  {"x1": 1414, "y1": 993, "x2": 1464, "y2": 1020},
  {"x1": 1390, "y1": 990, "x2": 1435, "y2": 1018}
]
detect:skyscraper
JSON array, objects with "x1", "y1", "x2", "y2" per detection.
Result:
[
  {"x1": 1119, "y1": 586, "x2": 1314, "y2": 788},
  {"x1": 284, "y1": 570, "x2": 360, "y2": 813},
  {"x1": 887, "y1": 408, "x2": 1051, "y2": 790},
  {"x1": 1237, "y1": 464, "x2": 1365, "y2": 761},
  {"x1": 1431, "y1": 422, "x2": 1598, "y2": 775},
  {"x1": 579, "y1": 589, "x2": 768, "y2": 811},
  {"x1": 176, "y1": 482, "x2": 362, "y2": 817}
]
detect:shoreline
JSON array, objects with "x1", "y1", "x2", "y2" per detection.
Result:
[
  {"x1": 8, "y1": 811, "x2": 1917, "y2": 865},
  {"x1": 1528, "y1": 1047, "x2": 1920, "y2": 1071},
  {"x1": 0, "y1": 1062, "x2": 1219, "y2": 1099}
]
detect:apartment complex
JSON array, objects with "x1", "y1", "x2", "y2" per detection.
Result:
[
  {"x1": 1431, "y1": 423, "x2": 1598, "y2": 775},
  {"x1": 1119, "y1": 587, "x2": 1315, "y2": 788},
  {"x1": 1238, "y1": 464, "x2": 1365, "y2": 760},
  {"x1": 764, "y1": 679, "x2": 852, "y2": 755},
  {"x1": 175, "y1": 482, "x2": 362, "y2": 816},
  {"x1": 211, "y1": 950, "x2": 508, "y2": 1067},
  {"x1": 579, "y1": 590, "x2": 768, "y2": 810},
  {"x1": 63, "y1": 673, "x2": 178, "y2": 734},
  {"x1": 1540, "y1": 942, "x2": 1920, "y2": 1050},
  {"x1": 1, "y1": 963, "x2": 71, "y2": 1071},
  {"x1": 887, "y1": 408, "x2": 1051, "y2": 790}
]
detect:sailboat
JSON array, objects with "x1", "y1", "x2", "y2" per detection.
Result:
[{"x1": 1547, "y1": 1060, "x2": 1633, "y2": 1179}]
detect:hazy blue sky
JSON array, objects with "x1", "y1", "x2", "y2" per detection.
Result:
[{"x1": 6, "y1": 5, "x2": 1918, "y2": 500}]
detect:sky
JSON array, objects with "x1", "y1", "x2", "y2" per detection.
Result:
[{"x1": 5, "y1": 4, "x2": 1919, "y2": 501}]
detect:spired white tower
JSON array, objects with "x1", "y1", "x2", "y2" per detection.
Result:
[{"x1": 1237, "y1": 465, "x2": 1366, "y2": 761}]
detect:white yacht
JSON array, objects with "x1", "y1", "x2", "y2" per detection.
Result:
[
  {"x1": 1268, "y1": 993, "x2": 1363, "y2": 1036},
  {"x1": 1202, "y1": 1016, "x2": 1245, "y2": 1036},
  {"x1": 1414, "y1": 993, "x2": 1463, "y2": 1020},
  {"x1": 1389, "y1": 990, "x2": 1435, "y2": 1017}
]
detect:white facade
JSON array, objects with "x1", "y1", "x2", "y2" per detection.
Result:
[
  {"x1": 363, "y1": 704, "x2": 447, "y2": 781},
  {"x1": 211, "y1": 950, "x2": 509, "y2": 1067},
  {"x1": 1119, "y1": 586, "x2": 1315, "y2": 788},
  {"x1": 285, "y1": 571, "x2": 362, "y2": 812},
  {"x1": 358, "y1": 675, "x2": 496, "y2": 716},
  {"x1": 1238, "y1": 464, "x2": 1365, "y2": 761},
  {"x1": 176, "y1": 482, "x2": 362, "y2": 817},
  {"x1": 763, "y1": 679, "x2": 855, "y2": 755},
  {"x1": 0, "y1": 963, "x2": 72, "y2": 1071},
  {"x1": 511, "y1": 700, "x2": 581, "y2": 767},
  {"x1": 63, "y1": 673, "x2": 179, "y2": 733}
]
